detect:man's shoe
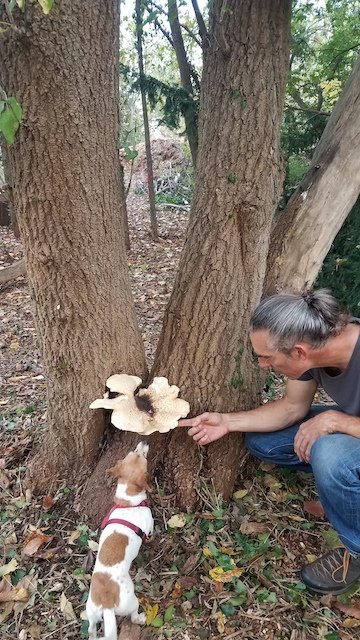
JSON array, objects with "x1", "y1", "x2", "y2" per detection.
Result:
[{"x1": 300, "y1": 547, "x2": 360, "y2": 594}]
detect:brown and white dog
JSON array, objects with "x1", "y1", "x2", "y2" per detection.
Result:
[{"x1": 86, "y1": 442, "x2": 154, "y2": 640}]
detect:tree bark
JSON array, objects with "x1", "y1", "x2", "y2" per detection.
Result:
[
  {"x1": 265, "y1": 54, "x2": 360, "y2": 294},
  {"x1": 0, "y1": 0, "x2": 146, "y2": 492},
  {"x1": 135, "y1": 0, "x2": 158, "y2": 241},
  {"x1": 151, "y1": 0, "x2": 291, "y2": 508},
  {"x1": 168, "y1": 0, "x2": 199, "y2": 166}
]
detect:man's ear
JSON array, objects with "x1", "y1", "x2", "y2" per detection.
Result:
[{"x1": 292, "y1": 344, "x2": 309, "y2": 360}]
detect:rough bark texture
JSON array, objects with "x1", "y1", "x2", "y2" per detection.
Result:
[
  {"x1": 265, "y1": 54, "x2": 360, "y2": 294},
  {"x1": 0, "y1": 0, "x2": 146, "y2": 492},
  {"x1": 151, "y1": 0, "x2": 291, "y2": 508}
]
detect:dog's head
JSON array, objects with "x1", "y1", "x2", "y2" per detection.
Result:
[{"x1": 107, "y1": 441, "x2": 152, "y2": 496}]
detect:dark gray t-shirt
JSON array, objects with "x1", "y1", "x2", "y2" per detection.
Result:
[{"x1": 299, "y1": 320, "x2": 360, "y2": 417}]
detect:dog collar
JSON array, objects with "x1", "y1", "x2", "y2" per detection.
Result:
[{"x1": 101, "y1": 502, "x2": 149, "y2": 542}]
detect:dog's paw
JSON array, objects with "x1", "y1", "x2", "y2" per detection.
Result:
[{"x1": 131, "y1": 611, "x2": 146, "y2": 625}]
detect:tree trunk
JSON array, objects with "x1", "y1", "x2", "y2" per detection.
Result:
[
  {"x1": 151, "y1": 0, "x2": 291, "y2": 508},
  {"x1": 0, "y1": 0, "x2": 146, "y2": 492},
  {"x1": 265, "y1": 54, "x2": 360, "y2": 293},
  {"x1": 135, "y1": 0, "x2": 158, "y2": 241},
  {"x1": 168, "y1": 0, "x2": 198, "y2": 167}
]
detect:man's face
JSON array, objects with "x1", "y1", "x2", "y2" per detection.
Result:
[{"x1": 250, "y1": 330, "x2": 309, "y2": 379}]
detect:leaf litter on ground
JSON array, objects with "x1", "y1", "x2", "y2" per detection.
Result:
[{"x1": 1, "y1": 195, "x2": 360, "y2": 639}]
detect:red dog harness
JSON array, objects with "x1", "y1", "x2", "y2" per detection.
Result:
[{"x1": 101, "y1": 501, "x2": 149, "y2": 543}]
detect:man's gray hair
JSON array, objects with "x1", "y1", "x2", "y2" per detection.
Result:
[{"x1": 250, "y1": 289, "x2": 351, "y2": 353}]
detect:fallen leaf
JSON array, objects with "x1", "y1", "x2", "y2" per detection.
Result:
[
  {"x1": 335, "y1": 600, "x2": 360, "y2": 619},
  {"x1": 0, "y1": 601, "x2": 13, "y2": 623},
  {"x1": 0, "y1": 558, "x2": 18, "y2": 577},
  {"x1": 0, "y1": 578, "x2": 28, "y2": 603},
  {"x1": 170, "y1": 581, "x2": 183, "y2": 599},
  {"x1": 60, "y1": 592, "x2": 77, "y2": 621},
  {"x1": 263, "y1": 474, "x2": 282, "y2": 490},
  {"x1": 0, "y1": 468, "x2": 11, "y2": 489},
  {"x1": 214, "y1": 611, "x2": 225, "y2": 633},
  {"x1": 303, "y1": 500, "x2": 325, "y2": 518},
  {"x1": 167, "y1": 514, "x2": 186, "y2": 528},
  {"x1": 181, "y1": 554, "x2": 198, "y2": 574},
  {"x1": 28, "y1": 623, "x2": 42, "y2": 639},
  {"x1": 240, "y1": 521, "x2": 269, "y2": 535},
  {"x1": 42, "y1": 495, "x2": 55, "y2": 511},
  {"x1": 321, "y1": 528, "x2": 340, "y2": 550},
  {"x1": 22, "y1": 531, "x2": 54, "y2": 557},
  {"x1": 145, "y1": 602, "x2": 158, "y2": 625},
  {"x1": 68, "y1": 529, "x2": 82, "y2": 543},
  {"x1": 87, "y1": 540, "x2": 99, "y2": 552},
  {"x1": 219, "y1": 546, "x2": 237, "y2": 555},
  {"x1": 342, "y1": 617, "x2": 360, "y2": 628},
  {"x1": 288, "y1": 515, "x2": 306, "y2": 522},
  {"x1": 209, "y1": 566, "x2": 243, "y2": 583},
  {"x1": 233, "y1": 489, "x2": 248, "y2": 500}
]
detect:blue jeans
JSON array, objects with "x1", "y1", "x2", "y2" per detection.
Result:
[{"x1": 245, "y1": 406, "x2": 360, "y2": 555}]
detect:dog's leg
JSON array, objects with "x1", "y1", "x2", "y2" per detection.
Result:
[
  {"x1": 130, "y1": 598, "x2": 146, "y2": 625},
  {"x1": 101, "y1": 608, "x2": 117, "y2": 640},
  {"x1": 88, "y1": 617, "x2": 97, "y2": 640},
  {"x1": 86, "y1": 600, "x2": 99, "y2": 640}
]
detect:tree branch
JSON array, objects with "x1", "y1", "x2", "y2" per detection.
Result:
[{"x1": 190, "y1": 0, "x2": 209, "y2": 47}]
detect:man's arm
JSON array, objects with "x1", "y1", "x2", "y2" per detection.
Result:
[
  {"x1": 179, "y1": 378, "x2": 318, "y2": 444},
  {"x1": 224, "y1": 378, "x2": 317, "y2": 433}
]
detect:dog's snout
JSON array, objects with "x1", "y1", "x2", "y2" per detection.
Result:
[{"x1": 135, "y1": 441, "x2": 149, "y2": 458}]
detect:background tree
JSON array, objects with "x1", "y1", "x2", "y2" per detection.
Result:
[
  {"x1": 0, "y1": 0, "x2": 146, "y2": 492},
  {"x1": 265, "y1": 54, "x2": 360, "y2": 293},
  {"x1": 135, "y1": 0, "x2": 158, "y2": 240}
]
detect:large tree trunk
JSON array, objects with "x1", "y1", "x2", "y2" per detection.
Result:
[
  {"x1": 265, "y1": 54, "x2": 360, "y2": 293},
  {"x1": 0, "y1": 0, "x2": 146, "y2": 492},
  {"x1": 151, "y1": 0, "x2": 291, "y2": 508}
]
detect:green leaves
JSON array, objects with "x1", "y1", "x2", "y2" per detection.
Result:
[
  {"x1": 37, "y1": 0, "x2": 54, "y2": 14},
  {"x1": 0, "y1": 96, "x2": 22, "y2": 144},
  {"x1": 10, "y1": 0, "x2": 54, "y2": 13}
]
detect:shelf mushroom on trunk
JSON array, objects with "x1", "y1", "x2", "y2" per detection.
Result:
[{"x1": 90, "y1": 374, "x2": 190, "y2": 435}]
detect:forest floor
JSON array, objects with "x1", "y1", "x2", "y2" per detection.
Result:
[{"x1": 1, "y1": 196, "x2": 360, "y2": 640}]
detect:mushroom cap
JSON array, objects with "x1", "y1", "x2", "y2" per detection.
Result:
[
  {"x1": 90, "y1": 374, "x2": 190, "y2": 435},
  {"x1": 106, "y1": 374, "x2": 142, "y2": 395}
]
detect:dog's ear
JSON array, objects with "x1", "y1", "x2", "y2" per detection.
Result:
[
  {"x1": 106, "y1": 461, "x2": 124, "y2": 479},
  {"x1": 143, "y1": 471, "x2": 153, "y2": 493}
]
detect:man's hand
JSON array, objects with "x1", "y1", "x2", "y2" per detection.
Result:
[
  {"x1": 294, "y1": 410, "x2": 349, "y2": 462},
  {"x1": 178, "y1": 412, "x2": 229, "y2": 445}
]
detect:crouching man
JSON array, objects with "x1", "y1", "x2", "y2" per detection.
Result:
[{"x1": 180, "y1": 289, "x2": 360, "y2": 594}]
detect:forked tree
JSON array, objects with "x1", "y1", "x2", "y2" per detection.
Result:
[{"x1": 2, "y1": 0, "x2": 360, "y2": 518}]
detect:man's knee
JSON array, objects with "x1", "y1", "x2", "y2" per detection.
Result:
[
  {"x1": 245, "y1": 432, "x2": 273, "y2": 459},
  {"x1": 310, "y1": 434, "x2": 352, "y2": 482}
]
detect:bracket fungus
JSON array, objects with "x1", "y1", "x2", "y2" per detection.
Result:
[{"x1": 90, "y1": 374, "x2": 190, "y2": 435}]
